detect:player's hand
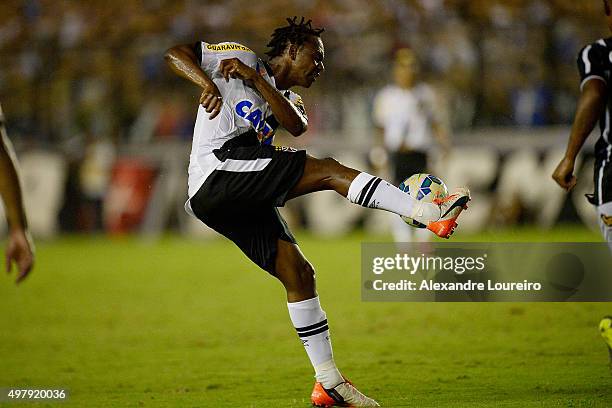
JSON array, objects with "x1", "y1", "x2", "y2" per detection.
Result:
[
  {"x1": 199, "y1": 83, "x2": 223, "y2": 120},
  {"x1": 552, "y1": 157, "x2": 577, "y2": 191},
  {"x1": 219, "y1": 58, "x2": 257, "y2": 82},
  {"x1": 5, "y1": 227, "x2": 34, "y2": 284}
]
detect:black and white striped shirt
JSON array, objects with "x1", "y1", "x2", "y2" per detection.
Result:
[
  {"x1": 577, "y1": 38, "x2": 612, "y2": 164},
  {"x1": 578, "y1": 38, "x2": 612, "y2": 204}
]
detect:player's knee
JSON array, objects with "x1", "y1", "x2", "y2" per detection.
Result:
[
  {"x1": 321, "y1": 157, "x2": 341, "y2": 171},
  {"x1": 319, "y1": 157, "x2": 345, "y2": 187},
  {"x1": 289, "y1": 259, "x2": 316, "y2": 289},
  {"x1": 299, "y1": 261, "x2": 316, "y2": 288},
  {"x1": 277, "y1": 259, "x2": 316, "y2": 295}
]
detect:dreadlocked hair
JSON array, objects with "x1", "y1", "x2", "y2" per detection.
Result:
[{"x1": 265, "y1": 16, "x2": 324, "y2": 58}]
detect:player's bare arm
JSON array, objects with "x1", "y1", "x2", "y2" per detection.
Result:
[
  {"x1": 553, "y1": 79, "x2": 607, "y2": 191},
  {"x1": 219, "y1": 57, "x2": 307, "y2": 136},
  {"x1": 164, "y1": 44, "x2": 223, "y2": 119},
  {"x1": 0, "y1": 114, "x2": 34, "y2": 283}
]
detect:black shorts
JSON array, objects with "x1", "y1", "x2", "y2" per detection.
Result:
[
  {"x1": 189, "y1": 132, "x2": 307, "y2": 274},
  {"x1": 391, "y1": 151, "x2": 428, "y2": 185}
]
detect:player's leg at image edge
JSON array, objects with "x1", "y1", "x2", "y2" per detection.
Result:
[
  {"x1": 596, "y1": 202, "x2": 612, "y2": 371},
  {"x1": 599, "y1": 316, "x2": 612, "y2": 371}
]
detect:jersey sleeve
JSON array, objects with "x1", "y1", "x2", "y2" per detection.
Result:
[
  {"x1": 577, "y1": 41, "x2": 608, "y2": 91},
  {"x1": 193, "y1": 41, "x2": 258, "y2": 78}
]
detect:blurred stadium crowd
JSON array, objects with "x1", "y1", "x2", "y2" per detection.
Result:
[
  {"x1": 0, "y1": 0, "x2": 607, "y2": 235},
  {"x1": 1, "y1": 0, "x2": 609, "y2": 145}
]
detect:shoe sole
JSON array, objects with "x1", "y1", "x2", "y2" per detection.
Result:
[
  {"x1": 311, "y1": 379, "x2": 378, "y2": 408},
  {"x1": 428, "y1": 202, "x2": 470, "y2": 239}
]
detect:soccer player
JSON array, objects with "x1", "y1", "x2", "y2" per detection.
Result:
[
  {"x1": 373, "y1": 48, "x2": 450, "y2": 244},
  {"x1": 553, "y1": 2, "x2": 612, "y2": 250},
  {"x1": 0, "y1": 103, "x2": 34, "y2": 283},
  {"x1": 551, "y1": 0, "x2": 612, "y2": 370},
  {"x1": 165, "y1": 17, "x2": 469, "y2": 407}
]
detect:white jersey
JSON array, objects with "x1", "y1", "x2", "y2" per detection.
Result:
[
  {"x1": 373, "y1": 83, "x2": 438, "y2": 152},
  {"x1": 187, "y1": 41, "x2": 306, "y2": 199}
]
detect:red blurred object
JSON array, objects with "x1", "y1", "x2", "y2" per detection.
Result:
[{"x1": 104, "y1": 158, "x2": 157, "y2": 234}]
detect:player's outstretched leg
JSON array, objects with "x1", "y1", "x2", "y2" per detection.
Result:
[
  {"x1": 287, "y1": 156, "x2": 470, "y2": 238},
  {"x1": 275, "y1": 239, "x2": 380, "y2": 407}
]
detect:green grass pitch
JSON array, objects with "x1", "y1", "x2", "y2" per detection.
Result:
[{"x1": 0, "y1": 226, "x2": 610, "y2": 407}]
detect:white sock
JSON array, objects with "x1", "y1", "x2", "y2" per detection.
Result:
[
  {"x1": 347, "y1": 172, "x2": 440, "y2": 224},
  {"x1": 287, "y1": 296, "x2": 344, "y2": 388}
]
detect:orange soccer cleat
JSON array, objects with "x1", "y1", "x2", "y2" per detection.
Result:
[
  {"x1": 311, "y1": 380, "x2": 379, "y2": 407},
  {"x1": 427, "y1": 187, "x2": 471, "y2": 239}
]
